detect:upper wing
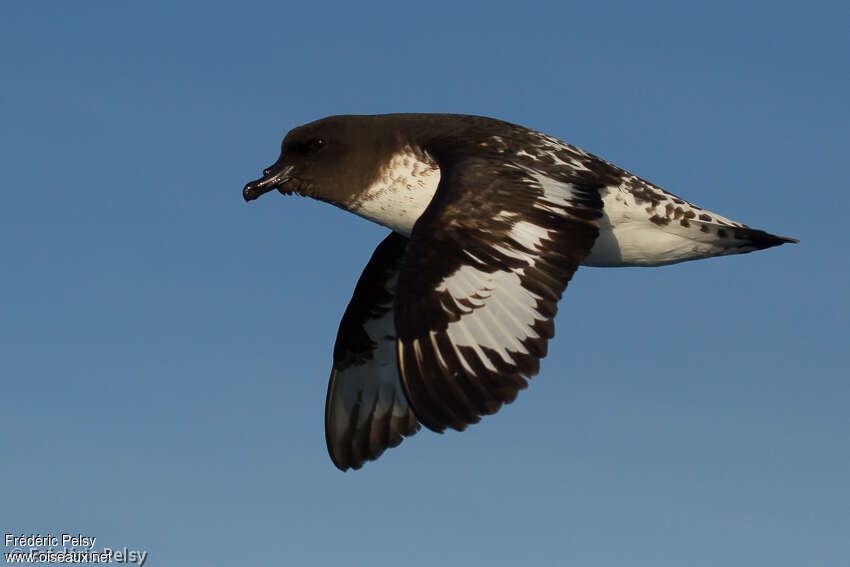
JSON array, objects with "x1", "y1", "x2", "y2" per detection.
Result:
[
  {"x1": 394, "y1": 157, "x2": 604, "y2": 432},
  {"x1": 325, "y1": 232, "x2": 420, "y2": 471}
]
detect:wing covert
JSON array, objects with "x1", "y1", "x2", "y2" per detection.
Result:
[{"x1": 394, "y1": 157, "x2": 603, "y2": 432}]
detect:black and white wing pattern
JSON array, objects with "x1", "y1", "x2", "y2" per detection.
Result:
[
  {"x1": 325, "y1": 232, "x2": 420, "y2": 470},
  {"x1": 394, "y1": 157, "x2": 604, "y2": 433}
]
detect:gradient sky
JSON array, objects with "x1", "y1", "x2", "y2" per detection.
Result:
[{"x1": 2, "y1": 2, "x2": 848, "y2": 565}]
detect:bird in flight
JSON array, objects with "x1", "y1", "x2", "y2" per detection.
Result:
[{"x1": 243, "y1": 114, "x2": 797, "y2": 471}]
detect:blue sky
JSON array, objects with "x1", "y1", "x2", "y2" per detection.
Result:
[{"x1": 2, "y1": 1, "x2": 848, "y2": 565}]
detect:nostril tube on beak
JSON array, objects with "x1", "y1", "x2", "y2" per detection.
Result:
[{"x1": 243, "y1": 164, "x2": 294, "y2": 202}]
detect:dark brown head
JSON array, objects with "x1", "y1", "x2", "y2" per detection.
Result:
[{"x1": 242, "y1": 115, "x2": 403, "y2": 206}]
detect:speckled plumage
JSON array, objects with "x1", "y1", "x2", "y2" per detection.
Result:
[{"x1": 243, "y1": 113, "x2": 797, "y2": 470}]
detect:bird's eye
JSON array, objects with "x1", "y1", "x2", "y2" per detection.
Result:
[{"x1": 307, "y1": 137, "x2": 327, "y2": 152}]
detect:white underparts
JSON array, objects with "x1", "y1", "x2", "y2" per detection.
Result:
[
  {"x1": 349, "y1": 149, "x2": 440, "y2": 236},
  {"x1": 583, "y1": 181, "x2": 749, "y2": 267},
  {"x1": 348, "y1": 149, "x2": 753, "y2": 268}
]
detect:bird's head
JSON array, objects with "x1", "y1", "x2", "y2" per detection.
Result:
[{"x1": 242, "y1": 115, "x2": 394, "y2": 206}]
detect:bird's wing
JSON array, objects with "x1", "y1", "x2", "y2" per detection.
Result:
[
  {"x1": 325, "y1": 232, "x2": 420, "y2": 471},
  {"x1": 394, "y1": 157, "x2": 603, "y2": 432}
]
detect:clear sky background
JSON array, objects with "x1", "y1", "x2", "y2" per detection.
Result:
[{"x1": 2, "y1": 1, "x2": 848, "y2": 565}]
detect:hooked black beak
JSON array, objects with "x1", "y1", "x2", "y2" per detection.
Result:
[{"x1": 243, "y1": 164, "x2": 295, "y2": 201}]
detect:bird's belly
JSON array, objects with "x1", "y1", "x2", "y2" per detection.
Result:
[
  {"x1": 583, "y1": 222, "x2": 708, "y2": 267},
  {"x1": 582, "y1": 184, "x2": 747, "y2": 267},
  {"x1": 347, "y1": 161, "x2": 749, "y2": 268}
]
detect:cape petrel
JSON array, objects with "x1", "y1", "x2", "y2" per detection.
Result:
[{"x1": 242, "y1": 113, "x2": 797, "y2": 471}]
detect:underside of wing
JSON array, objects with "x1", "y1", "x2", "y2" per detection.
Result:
[{"x1": 326, "y1": 232, "x2": 420, "y2": 470}]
